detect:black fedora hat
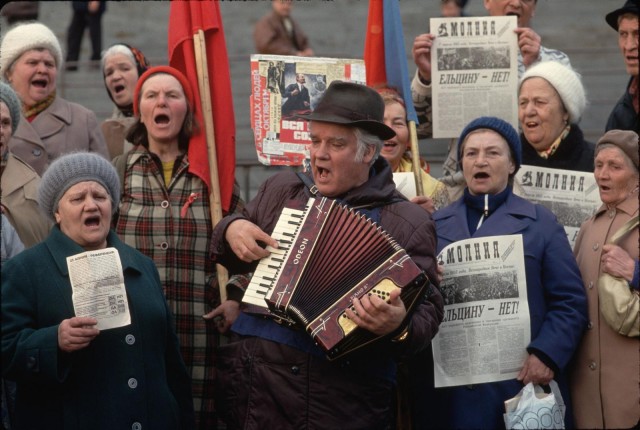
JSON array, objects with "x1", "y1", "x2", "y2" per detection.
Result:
[
  {"x1": 606, "y1": 0, "x2": 640, "y2": 30},
  {"x1": 297, "y1": 81, "x2": 396, "y2": 140}
]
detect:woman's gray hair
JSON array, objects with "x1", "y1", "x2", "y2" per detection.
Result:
[
  {"x1": 101, "y1": 44, "x2": 136, "y2": 72},
  {"x1": 354, "y1": 128, "x2": 382, "y2": 166}
]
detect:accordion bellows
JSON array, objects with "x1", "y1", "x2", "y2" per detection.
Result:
[{"x1": 244, "y1": 197, "x2": 430, "y2": 359}]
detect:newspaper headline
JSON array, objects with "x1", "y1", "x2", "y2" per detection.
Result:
[
  {"x1": 514, "y1": 165, "x2": 600, "y2": 249},
  {"x1": 432, "y1": 234, "x2": 530, "y2": 387},
  {"x1": 430, "y1": 16, "x2": 519, "y2": 138}
]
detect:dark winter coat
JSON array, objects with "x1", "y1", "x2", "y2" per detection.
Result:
[
  {"x1": 411, "y1": 189, "x2": 587, "y2": 429},
  {"x1": 1, "y1": 227, "x2": 195, "y2": 430},
  {"x1": 521, "y1": 125, "x2": 595, "y2": 173},
  {"x1": 606, "y1": 76, "x2": 640, "y2": 134},
  {"x1": 211, "y1": 158, "x2": 444, "y2": 429}
]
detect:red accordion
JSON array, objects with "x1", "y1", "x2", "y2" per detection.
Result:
[{"x1": 244, "y1": 197, "x2": 430, "y2": 359}]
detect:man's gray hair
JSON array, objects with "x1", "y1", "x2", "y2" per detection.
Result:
[{"x1": 354, "y1": 128, "x2": 382, "y2": 166}]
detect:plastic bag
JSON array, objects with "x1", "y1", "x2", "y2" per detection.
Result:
[{"x1": 503, "y1": 381, "x2": 565, "y2": 429}]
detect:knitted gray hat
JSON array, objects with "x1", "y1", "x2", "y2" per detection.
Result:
[
  {"x1": 0, "y1": 22, "x2": 64, "y2": 79},
  {"x1": 0, "y1": 81, "x2": 21, "y2": 134},
  {"x1": 520, "y1": 61, "x2": 586, "y2": 125},
  {"x1": 38, "y1": 153, "x2": 121, "y2": 222},
  {"x1": 458, "y1": 116, "x2": 522, "y2": 173}
]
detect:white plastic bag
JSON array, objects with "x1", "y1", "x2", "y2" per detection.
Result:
[{"x1": 503, "y1": 381, "x2": 565, "y2": 429}]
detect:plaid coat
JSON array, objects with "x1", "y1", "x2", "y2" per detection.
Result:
[{"x1": 114, "y1": 146, "x2": 243, "y2": 430}]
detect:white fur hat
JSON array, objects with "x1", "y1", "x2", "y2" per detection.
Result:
[
  {"x1": 0, "y1": 22, "x2": 63, "y2": 79},
  {"x1": 520, "y1": 61, "x2": 587, "y2": 125}
]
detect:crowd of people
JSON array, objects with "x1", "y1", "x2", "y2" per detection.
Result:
[{"x1": 0, "y1": 0, "x2": 638, "y2": 429}]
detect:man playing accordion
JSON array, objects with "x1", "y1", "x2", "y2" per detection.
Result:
[{"x1": 211, "y1": 81, "x2": 444, "y2": 430}]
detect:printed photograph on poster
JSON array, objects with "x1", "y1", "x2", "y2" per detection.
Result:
[
  {"x1": 250, "y1": 54, "x2": 366, "y2": 166},
  {"x1": 430, "y1": 16, "x2": 518, "y2": 138}
]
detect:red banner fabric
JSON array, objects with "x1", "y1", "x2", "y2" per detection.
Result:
[
  {"x1": 168, "y1": 0, "x2": 235, "y2": 212},
  {"x1": 364, "y1": 0, "x2": 386, "y2": 87}
]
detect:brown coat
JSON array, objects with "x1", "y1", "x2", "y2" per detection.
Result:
[
  {"x1": 1, "y1": 153, "x2": 51, "y2": 248},
  {"x1": 8, "y1": 96, "x2": 109, "y2": 177},
  {"x1": 571, "y1": 193, "x2": 640, "y2": 429},
  {"x1": 253, "y1": 10, "x2": 310, "y2": 55},
  {"x1": 101, "y1": 108, "x2": 135, "y2": 159}
]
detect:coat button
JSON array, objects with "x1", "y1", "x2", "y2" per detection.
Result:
[
  {"x1": 290, "y1": 365, "x2": 300, "y2": 375},
  {"x1": 132, "y1": 422, "x2": 142, "y2": 430},
  {"x1": 593, "y1": 243, "x2": 599, "y2": 251},
  {"x1": 125, "y1": 334, "x2": 135, "y2": 345},
  {"x1": 160, "y1": 242, "x2": 169, "y2": 250},
  {"x1": 588, "y1": 281, "x2": 593, "y2": 290},
  {"x1": 128, "y1": 378, "x2": 138, "y2": 389},
  {"x1": 589, "y1": 361, "x2": 597, "y2": 370},
  {"x1": 587, "y1": 321, "x2": 593, "y2": 329},
  {"x1": 160, "y1": 200, "x2": 170, "y2": 209},
  {"x1": 32, "y1": 149, "x2": 42, "y2": 156}
]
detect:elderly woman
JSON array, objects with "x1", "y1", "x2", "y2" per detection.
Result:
[
  {"x1": 518, "y1": 61, "x2": 595, "y2": 172},
  {"x1": 0, "y1": 22, "x2": 109, "y2": 176},
  {"x1": 571, "y1": 129, "x2": 639, "y2": 429},
  {"x1": 1, "y1": 152, "x2": 195, "y2": 429},
  {"x1": 100, "y1": 43, "x2": 150, "y2": 158},
  {"x1": 379, "y1": 88, "x2": 450, "y2": 213},
  {"x1": 0, "y1": 81, "x2": 51, "y2": 248},
  {"x1": 411, "y1": 117, "x2": 587, "y2": 429},
  {"x1": 113, "y1": 65, "x2": 245, "y2": 430}
]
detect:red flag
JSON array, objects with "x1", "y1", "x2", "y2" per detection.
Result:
[
  {"x1": 364, "y1": 0, "x2": 386, "y2": 87},
  {"x1": 168, "y1": 0, "x2": 235, "y2": 212},
  {"x1": 364, "y1": 0, "x2": 418, "y2": 122}
]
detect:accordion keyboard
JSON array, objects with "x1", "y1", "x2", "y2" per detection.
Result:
[{"x1": 243, "y1": 206, "x2": 309, "y2": 308}]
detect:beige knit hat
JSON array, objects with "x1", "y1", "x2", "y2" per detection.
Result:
[
  {"x1": 520, "y1": 61, "x2": 587, "y2": 125},
  {"x1": 595, "y1": 129, "x2": 639, "y2": 169},
  {"x1": 0, "y1": 22, "x2": 63, "y2": 79}
]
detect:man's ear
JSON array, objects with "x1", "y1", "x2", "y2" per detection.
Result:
[{"x1": 363, "y1": 145, "x2": 376, "y2": 164}]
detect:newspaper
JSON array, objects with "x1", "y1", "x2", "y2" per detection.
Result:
[
  {"x1": 514, "y1": 165, "x2": 600, "y2": 249},
  {"x1": 66, "y1": 248, "x2": 131, "y2": 330},
  {"x1": 430, "y1": 16, "x2": 518, "y2": 138},
  {"x1": 432, "y1": 234, "x2": 530, "y2": 388},
  {"x1": 250, "y1": 54, "x2": 366, "y2": 166},
  {"x1": 393, "y1": 172, "x2": 417, "y2": 199}
]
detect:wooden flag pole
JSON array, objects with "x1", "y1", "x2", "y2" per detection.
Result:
[
  {"x1": 193, "y1": 29, "x2": 229, "y2": 302},
  {"x1": 408, "y1": 120, "x2": 425, "y2": 197}
]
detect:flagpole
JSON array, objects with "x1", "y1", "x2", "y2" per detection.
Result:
[
  {"x1": 408, "y1": 120, "x2": 425, "y2": 197},
  {"x1": 193, "y1": 29, "x2": 229, "y2": 301}
]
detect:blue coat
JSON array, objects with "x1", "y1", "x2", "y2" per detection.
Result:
[
  {"x1": 411, "y1": 190, "x2": 587, "y2": 429},
  {"x1": 1, "y1": 227, "x2": 195, "y2": 430}
]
